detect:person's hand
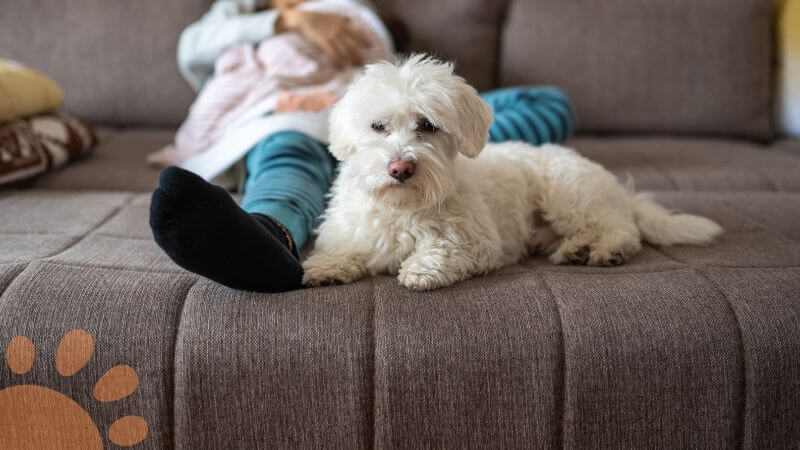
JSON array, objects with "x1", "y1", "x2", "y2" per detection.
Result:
[
  {"x1": 273, "y1": 0, "x2": 304, "y2": 9},
  {"x1": 276, "y1": 90, "x2": 339, "y2": 113},
  {"x1": 278, "y1": 9, "x2": 371, "y2": 68}
]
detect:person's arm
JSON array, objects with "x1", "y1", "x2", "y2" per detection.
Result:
[{"x1": 178, "y1": 1, "x2": 280, "y2": 91}]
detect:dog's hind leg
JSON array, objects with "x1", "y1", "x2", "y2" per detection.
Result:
[
  {"x1": 545, "y1": 210, "x2": 641, "y2": 267},
  {"x1": 532, "y1": 145, "x2": 642, "y2": 266}
]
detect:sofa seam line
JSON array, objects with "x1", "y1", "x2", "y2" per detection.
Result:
[
  {"x1": 633, "y1": 149, "x2": 681, "y2": 189},
  {"x1": 17, "y1": 260, "x2": 189, "y2": 275},
  {"x1": 0, "y1": 262, "x2": 31, "y2": 304},
  {"x1": 753, "y1": 165, "x2": 780, "y2": 192},
  {"x1": 538, "y1": 272, "x2": 567, "y2": 449},
  {"x1": 41, "y1": 193, "x2": 136, "y2": 261},
  {"x1": 695, "y1": 264, "x2": 800, "y2": 269},
  {"x1": 695, "y1": 267, "x2": 748, "y2": 449},
  {"x1": 650, "y1": 247, "x2": 690, "y2": 266},
  {"x1": 6, "y1": 259, "x2": 799, "y2": 280},
  {"x1": 32, "y1": 235, "x2": 85, "y2": 261},
  {"x1": 92, "y1": 233, "x2": 153, "y2": 240},
  {"x1": 369, "y1": 278, "x2": 378, "y2": 449},
  {"x1": 171, "y1": 278, "x2": 198, "y2": 449},
  {"x1": 0, "y1": 231, "x2": 83, "y2": 236},
  {"x1": 0, "y1": 231, "x2": 151, "y2": 239},
  {"x1": 652, "y1": 245, "x2": 800, "y2": 270},
  {"x1": 513, "y1": 264, "x2": 689, "y2": 277}
]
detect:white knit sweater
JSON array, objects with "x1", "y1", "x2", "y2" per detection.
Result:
[{"x1": 170, "y1": 0, "x2": 392, "y2": 184}]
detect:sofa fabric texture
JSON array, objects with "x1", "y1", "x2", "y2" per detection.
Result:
[
  {"x1": 371, "y1": 0, "x2": 505, "y2": 92},
  {"x1": 0, "y1": 0, "x2": 208, "y2": 127},
  {"x1": 3, "y1": 0, "x2": 775, "y2": 137},
  {"x1": 0, "y1": 0, "x2": 506, "y2": 127},
  {"x1": 1, "y1": 0, "x2": 799, "y2": 448},
  {"x1": 500, "y1": 0, "x2": 775, "y2": 140},
  {"x1": 1, "y1": 185, "x2": 799, "y2": 447}
]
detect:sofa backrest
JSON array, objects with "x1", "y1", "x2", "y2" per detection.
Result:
[
  {"x1": 1, "y1": 0, "x2": 208, "y2": 127},
  {"x1": 371, "y1": 0, "x2": 506, "y2": 93},
  {"x1": 1, "y1": 0, "x2": 777, "y2": 140},
  {"x1": 499, "y1": 0, "x2": 775, "y2": 141},
  {"x1": 0, "y1": 0, "x2": 506, "y2": 127}
]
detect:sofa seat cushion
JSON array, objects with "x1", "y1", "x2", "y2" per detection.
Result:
[
  {"x1": 773, "y1": 139, "x2": 800, "y2": 159},
  {"x1": 23, "y1": 132, "x2": 800, "y2": 193},
  {"x1": 26, "y1": 128, "x2": 168, "y2": 192},
  {"x1": 569, "y1": 137, "x2": 800, "y2": 192},
  {"x1": 0, "y1": 188, "x2": 798, "y2": 447}
]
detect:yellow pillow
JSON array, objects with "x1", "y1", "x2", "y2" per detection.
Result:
[
  {"x1": 0, "y1": 59, "x2": 64, "y2": 123},
  {"x1": 778, "y1": 0, "x2": 800, "y2": 136}
]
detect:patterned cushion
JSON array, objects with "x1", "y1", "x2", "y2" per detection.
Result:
[{"x1": 0, "y1": 114, "x2": 97, "y2": 186}]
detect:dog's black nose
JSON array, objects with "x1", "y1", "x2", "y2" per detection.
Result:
[{"x1": 388, "y1": 160, "x2": 415, "y2": 182}]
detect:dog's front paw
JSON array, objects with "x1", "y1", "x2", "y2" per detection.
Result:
[
  {"x1": 397, "y1": 264, "x2": 451, "y2": 291},
  {"x1": 302, "y1": 253, "x2": 367, "y2": 287}
]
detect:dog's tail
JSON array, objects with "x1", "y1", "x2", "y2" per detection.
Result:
[{"x1": 632, "y1": 193, "x2": 723, "y2": 246}]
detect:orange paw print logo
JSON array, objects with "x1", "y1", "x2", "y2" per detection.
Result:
[{"x1": 0, "y1": 330, "x2": 148, "y2": 448}]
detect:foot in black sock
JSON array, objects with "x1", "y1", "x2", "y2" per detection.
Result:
[{"x1": 149, "y1": 166, "x2": 302, "y2": 292}]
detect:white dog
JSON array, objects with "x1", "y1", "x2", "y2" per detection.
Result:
[{"x1": 302, "y1": 55, "x2": 722, "y2": 290}]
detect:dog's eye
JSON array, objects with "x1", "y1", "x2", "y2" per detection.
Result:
[
  {"x1": 417, "y1": 117, "x2": 438, "y2": 133},
  {"x1": 371, "y1": 122, "x2": 386, "y2": 132}
]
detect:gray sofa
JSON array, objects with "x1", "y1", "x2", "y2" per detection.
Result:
[{"x1": 2, "y1": 0, "x2": 799, "y2": 448}]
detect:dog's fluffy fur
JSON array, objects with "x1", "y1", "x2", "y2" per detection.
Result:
[{"x1": 302, "y1": 55, "x2": 722, "y2": 290}]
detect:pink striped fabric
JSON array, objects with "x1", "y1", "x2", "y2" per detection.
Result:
[{"x1": 149, "y1": 1, "x2": 392, "y2": 167}]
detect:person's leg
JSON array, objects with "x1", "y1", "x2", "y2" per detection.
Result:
[
  {"x1": 481, "y1": 86, "x2": 575, "y2": 145},
  {"x1": 149, "y1": 131, "x2": 334, "y2": 293},
  {"x1": 241, "y1": 130, "x2": 334, "y2": 252}
]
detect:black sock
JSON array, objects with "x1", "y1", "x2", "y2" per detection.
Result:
[{"x1": 149, "y1": 166, "x2": 302, "y2": 292}]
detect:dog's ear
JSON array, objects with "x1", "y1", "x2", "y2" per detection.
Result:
[
  {"x1": 327, "y1": 97, "x2": 357, "y2": 161},
  {"x1": 450, "y1": 83, "x2": 493, "y2": 158}
]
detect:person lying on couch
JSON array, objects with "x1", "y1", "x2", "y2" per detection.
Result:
[{"x1": 149, "y1": 0, "x2": 576, "y2": 292}]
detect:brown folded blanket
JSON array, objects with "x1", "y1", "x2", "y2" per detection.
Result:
[{"x1": 0, "y1": 113, "x2": 97, "y2": 186}]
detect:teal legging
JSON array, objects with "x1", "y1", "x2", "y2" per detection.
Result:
[
  {"x1": 243, "y1": 86, "x2": 575, "y2": 249},
  {"x1": 482, "y1": 86, "x2": 574, "y2": 144},
  {"x1": 242, "y1": 131, "x2": 335, "y2": 250}
]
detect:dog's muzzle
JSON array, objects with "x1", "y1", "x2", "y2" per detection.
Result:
[{"x1": 388, "y1": 160, "x2": 415, "y2": 182}]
